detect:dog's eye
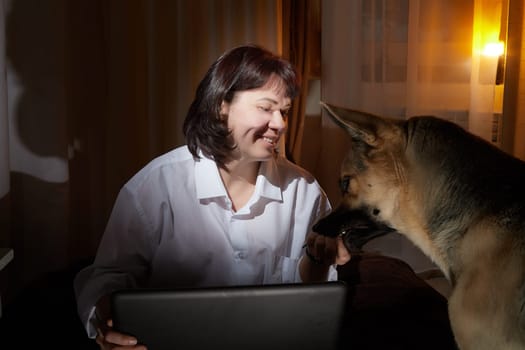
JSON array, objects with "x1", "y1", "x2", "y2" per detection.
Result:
[{"x1": 339, "y1": 176, "x2": 351, "y2": 194}]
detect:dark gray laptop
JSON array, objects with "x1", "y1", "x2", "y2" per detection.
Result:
[{"x1": 111, "y1": 281, "x2": 347, "y2": 350}]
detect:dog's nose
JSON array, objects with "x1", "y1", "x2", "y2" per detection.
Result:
[
  {"x1": 312, "y1": 220, "x2": 326, "y2": 236},
  {"x1": 312, "y1": 214, "x2": 338, "y2": 237}
]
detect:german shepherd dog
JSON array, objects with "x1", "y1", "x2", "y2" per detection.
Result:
[{"x1": 313, "y1": 102, "x2": 525, "y2": 350}]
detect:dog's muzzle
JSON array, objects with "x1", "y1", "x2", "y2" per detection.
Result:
[{"x1": 313, "y1": 207, "x2": 396, "y2": 253}]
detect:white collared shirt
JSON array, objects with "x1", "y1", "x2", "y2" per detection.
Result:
[{"x1": 74, "y1": 145, "x2": 335, "y2": 337}]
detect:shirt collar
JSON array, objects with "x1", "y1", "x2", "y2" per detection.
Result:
[
  {"x1": 194, "y1": 152, "x2": 283, "y2": 202},
  {"x1": 194, "y1": 152, "x2": 227, "y2": 199},
  {"x1": 255, "y1": 157, "x2": 283, "y2": 202}
]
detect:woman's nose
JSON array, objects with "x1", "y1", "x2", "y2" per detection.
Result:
[{"x1": 269, "y1": 110, "x2": 286, "y2": 131}]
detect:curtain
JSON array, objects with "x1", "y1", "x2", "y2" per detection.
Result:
[
  {"x1": 319, "y1": 0, "x2": 507, "y2": 203},
  {"x1": 0, "y1": 0, "x2": 7, "y2": 200},
  {"x1": 0, "y1": 0, "x2": 10, "y2": 251},
  {"x1": 281, "y1": 0, "x2": 321, "y2": 164},
  {"x1": 503, "y1": 0, "x2": 524, "y2": 158},
  {"x1": 317, "y1": 0, "x2": 509, "y2": 273},
  {"x1": 2, "y1": 0, "x2": 279, "y2": 302}
]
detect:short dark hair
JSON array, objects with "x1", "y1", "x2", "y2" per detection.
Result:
[{"x1": 182, "y1": 44, "x2": 301, "y2": 168}]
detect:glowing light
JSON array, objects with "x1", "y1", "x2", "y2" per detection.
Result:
[{"x1": 482, "y1": 42, "x2": 504, "y2": 57}]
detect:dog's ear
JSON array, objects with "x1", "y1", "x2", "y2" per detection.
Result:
[{"x1": 320, "y1": 101, "x2": 389, "y2": 146}]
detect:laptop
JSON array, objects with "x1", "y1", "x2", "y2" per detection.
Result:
[{"x1": 111, "y1": 281, "x2": 347, "y2": 350}]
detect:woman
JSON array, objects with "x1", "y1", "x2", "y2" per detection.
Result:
[{"x1": 74, "y1": 44, "x2": 351, "y2": 349}]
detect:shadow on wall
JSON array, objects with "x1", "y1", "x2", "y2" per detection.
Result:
[{"x1": 3, "y1": 0, "x2": 71, "y2": 306}]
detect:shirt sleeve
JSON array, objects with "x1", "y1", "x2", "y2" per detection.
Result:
[
  {"x1": 292, "y1": 177, "x2": 338, "y2": 283},
  {"x1": 74, "y1": 186, "x2": 153, "y2": 337}
]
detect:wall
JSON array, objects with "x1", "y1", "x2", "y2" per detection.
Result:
[{"x1": 2, "y1": 0, "x2": 279, "y2": 307}]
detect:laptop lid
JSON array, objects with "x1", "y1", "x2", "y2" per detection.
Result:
[{"x1": 111, "y1": 281, "x2": 347, "y2": 350}]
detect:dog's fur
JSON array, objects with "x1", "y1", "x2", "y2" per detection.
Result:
[{"x1": 313, "y1": 102, "x2": 525, "y2": 350}]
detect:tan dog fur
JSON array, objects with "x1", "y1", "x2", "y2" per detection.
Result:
[{"x1": 314, "y1": 102, "x2": 525, "y2": 350}]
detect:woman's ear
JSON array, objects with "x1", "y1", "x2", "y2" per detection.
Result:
[{"x1": 220, "y1": 101, "x2": 229, "y2": 117}]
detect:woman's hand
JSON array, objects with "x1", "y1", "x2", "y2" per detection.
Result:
[
  {"x1": 305, "y1": 232, "x2": 351, "y2": 266},
  {"x1": 95, "y1": 295, "x2": 146, "y2": 350},
  {"x1": 299, "y1": 232, "x2": 351, "y2": 282},
  {"x1": 96, "y1": 318, "x2": 146, "y2": 350}
]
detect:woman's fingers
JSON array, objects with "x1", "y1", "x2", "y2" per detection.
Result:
[
  {"x1": 335, "y1": 236, "x2": 351, "y2": 265},
  {"x1": 306, "y1": 233, "x2": 349, "y2": 265}
]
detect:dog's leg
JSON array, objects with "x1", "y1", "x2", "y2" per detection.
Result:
[{"x1": 448, "y1": 265, "x2": 525, "y2": 350}]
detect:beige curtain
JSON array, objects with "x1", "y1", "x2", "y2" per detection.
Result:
[
  {"x1": 3, "y1": 0, "x2": 279, "y2": 301},
  {"x1": 318, "y1": 0, "x2": 510, "y2": 273},
  {"x1": 319, "y1": 0, "x2": 508, "y2": 203}
]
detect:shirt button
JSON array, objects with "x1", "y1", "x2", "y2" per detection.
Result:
[{"x1": 234, "y1": 251, "x2": 246, "y2": 259}]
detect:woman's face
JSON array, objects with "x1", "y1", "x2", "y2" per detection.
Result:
[{"x1": 221, "y1": 77, "x2": 291, "y2": 163}]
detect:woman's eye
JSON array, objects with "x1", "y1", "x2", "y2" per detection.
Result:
[{"x1": 258, "y1": 106, "x2": 272, "y2": 112}]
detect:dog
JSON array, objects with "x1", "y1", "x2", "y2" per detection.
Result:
[{"x1": 313, "y1": 102, "x2": 525, "y2": 350}]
